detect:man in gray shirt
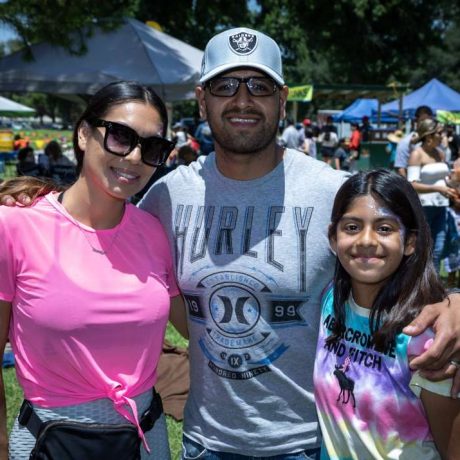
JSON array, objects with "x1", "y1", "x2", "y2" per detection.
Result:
[
  {"x1": 139, "y1": 28, "x2": 347, "y2": 459},
  {"x1": 394, "y1": 105, "x2": 433, "y2": 176},
  {"x1": 280, "y1": 118, "x2": 302, "y2": 149}
]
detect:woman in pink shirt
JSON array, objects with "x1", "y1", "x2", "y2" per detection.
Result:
[{"x1": 0, "y1": 81, "x2": 187, "y2": 460}]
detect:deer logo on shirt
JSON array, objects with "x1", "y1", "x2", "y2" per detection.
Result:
[{"x1": 334, "y1": 356, "x2": 356, "y2": 407}]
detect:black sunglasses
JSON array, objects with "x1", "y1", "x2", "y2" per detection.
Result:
[
  {"x1": 207, "y1": 77, "x2": 279, "y2": 97},
  {"x1": 87, "y1": 118, "x2": 176, "y2": 167}
]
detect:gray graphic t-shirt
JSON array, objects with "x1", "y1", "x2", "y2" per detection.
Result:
[{"x1": 139, "y1": 149, "x2": 348, "y2": 456}]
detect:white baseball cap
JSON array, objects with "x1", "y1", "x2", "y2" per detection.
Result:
[{"x1": 199, "y1": 27, "x2": 284, "y2": 86}]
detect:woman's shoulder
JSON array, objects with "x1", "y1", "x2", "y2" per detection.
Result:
[
  {"x1": 0, "y1": 196, "x2": 50, "y2": 235},
  {"x1": 408, "y1": 146, "x2": 424, "y2": 164}
]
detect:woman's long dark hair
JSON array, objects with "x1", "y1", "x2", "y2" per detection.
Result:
[
  {"x1": 72, "y1": 80, "x2": 169, "y2": 174},
  {"x1": 328, "y1": 169, "x2": 446, "y2": 350}
]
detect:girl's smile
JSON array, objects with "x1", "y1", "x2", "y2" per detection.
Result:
[{"x1": 331, "y1": 194, "x2": 415, "y2": 307}]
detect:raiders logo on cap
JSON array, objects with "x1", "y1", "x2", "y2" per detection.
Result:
[{"x1": 228, "y1": 32, "x2": 257, "y2": 55}]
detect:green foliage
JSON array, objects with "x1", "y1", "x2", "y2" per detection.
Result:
[
  {"x1": 0, "y1": 0, "x2": 139, "y2": 57},
  {"x1": 165, "y1": 322, "x2": 189, "y2": 349},
  {"x1": 424, "y1": 18, "x2": 460, "y2": 91},
  {"x1": 250, "y1": 0, "x2": 459, "y2": 86},
  {"x1": 3, "y1": 368, "x2": 23, "y2": 432},
  {"x1": 138, "y1": 0, "x2": 460, "y2": 90},
  {"x1": 2, "y1": 0, "x2": 460, "y2": 105},
  {"x1": 137, "y1": 0, "x2": 251, "y2": 50}
]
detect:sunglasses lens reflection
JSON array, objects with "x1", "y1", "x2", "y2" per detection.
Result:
[
  {"x1": 106, "y1": 125, "x2": 135, "y2": 155},
  {"x1": 143, "y1": 138, "x2": 170, "y2": 166}
]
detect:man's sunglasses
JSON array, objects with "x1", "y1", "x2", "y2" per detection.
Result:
[
  {"x1": 207, "y1": 77, "x2": 279, "y2": 97},
  {"x1": 87, "y1": 118, "x2": 176, "y2": 167}
]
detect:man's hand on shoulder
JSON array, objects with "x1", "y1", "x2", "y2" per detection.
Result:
[{"x1": 404, "y1": 293, "x2": 460, "y2": 397}]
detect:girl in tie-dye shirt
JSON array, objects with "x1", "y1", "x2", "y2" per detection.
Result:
[{"x1": 313, "y1": 169, "x2": 460, "y2": 459}]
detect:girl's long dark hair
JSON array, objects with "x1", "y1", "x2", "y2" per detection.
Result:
[{"x1": 328, "y1": 169, "x2": 446, "y2": 350}]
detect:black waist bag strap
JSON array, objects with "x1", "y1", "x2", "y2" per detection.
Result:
[{"x1": 18, "y1": 389, "x2": 163, "y2": 460}]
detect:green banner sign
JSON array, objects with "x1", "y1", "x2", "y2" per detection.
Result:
[
  {"x1": 437, "y1": 110, "x2": 460, "y2": 125},
  {"x1": 288, "y1": 85, "x2": 313, "y2": 102}
]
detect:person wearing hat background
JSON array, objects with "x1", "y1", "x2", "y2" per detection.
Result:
[
  {"x1": 137, "y1": 27, "x2": 460, "y2": 459},
  {"x1": 386, "y1": 128, "x2": 404, "y2": 169},
  {"x1": 407, "y1": 118, "x2": 460, "y2": 273},
  {"x1": 172, "y1": 122, "x2": 189, "y2": 148}
]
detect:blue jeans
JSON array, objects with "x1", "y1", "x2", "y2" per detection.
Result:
[
  {"x1": 182, "y1": 436, "x2": 321, "y2": 460},
  {"x1": 423, "y1": 206, "x2": 447, "y2": 273}
]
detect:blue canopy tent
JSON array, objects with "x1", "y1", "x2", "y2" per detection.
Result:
[
  {"x1": 333, "y1": 98, "x2": 398, "y2": 123},
  {"x1": 379, "y1": 78, "x2": 460, "y2": 119}
]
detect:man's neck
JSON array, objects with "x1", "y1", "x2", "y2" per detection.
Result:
[{"x1": 214, "y1": 143, "x2": 285, "y2": 181}]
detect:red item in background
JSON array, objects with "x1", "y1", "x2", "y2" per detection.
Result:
[
  {"x1": 14, "y1": 138, "x2": 29, "y2": 150},
  {"x1": 349, "y1": 130, "x2": 361, "y2": 150},
  {"x1": 188, "y1": 136, "x2": 200, "y2": 153}
]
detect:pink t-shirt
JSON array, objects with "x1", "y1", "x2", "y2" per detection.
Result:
[{"x1": 0, "y1": 193, "x2": 179, "y2": 432}]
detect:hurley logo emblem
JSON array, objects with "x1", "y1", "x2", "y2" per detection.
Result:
[{"x1": 229, "y1": 32, "x2": 257, "y2": 55}]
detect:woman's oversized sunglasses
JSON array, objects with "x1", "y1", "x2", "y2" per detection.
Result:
[{"x1": 87, "y1": 118, "x2": 176, "y2": 167}]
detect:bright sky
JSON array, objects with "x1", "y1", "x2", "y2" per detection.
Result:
[{"x1": 0, "y1": 23, "x2": 17, "y2": 43}]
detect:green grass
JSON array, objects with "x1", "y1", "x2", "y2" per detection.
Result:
[
  {"x1": 3, "y1": 367, "x2": 23, "y2": 430},
  {"x1": 3, "y1": 323, "x2": 188, "y2": 460},
  {"x1": 0, "y1": 162, "x2": 17, "y2": 181},
  {"x1": 164, "y1": 324, "x2": 188, "y2": 458}
]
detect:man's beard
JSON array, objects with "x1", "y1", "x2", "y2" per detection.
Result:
[{"x1": 208, "y1": 108, "x2": 280, "y2": 155}]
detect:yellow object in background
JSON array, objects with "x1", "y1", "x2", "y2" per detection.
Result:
[
  {"x1": 146, "y1": 21, "x2": 162, "y2": 31},
  {"x1": 0, "y1": 129, "x2": 14, "y2": 152},
  {"x1": 34, "y1": 139, "x2": 45, "y2": 149}
]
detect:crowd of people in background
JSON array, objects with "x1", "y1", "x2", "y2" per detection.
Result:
[
  {"x1": 14, "y1": 136, "x2": 77, "y2": 185},
  {"x1": 277, "y1": 114, "x2": 369, "y2": 173},
  {"x1": 7, "y1": 102, "x2": 460, "y2": 281}
]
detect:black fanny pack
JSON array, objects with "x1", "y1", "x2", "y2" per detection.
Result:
[{"x1": 18, "y1": 388, "x2": 163, "y2": 460}]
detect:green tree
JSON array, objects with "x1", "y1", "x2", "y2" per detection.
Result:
[
  {"x1": 136, "y1": 0, "x2": 251, "y2": 50},
  {"x1": 0, "y1": 0, "x2": 139, "y2": 57},
  {"x1": 252, "y1": 0, "x2": 460, "y2": 87},
  {"x1": 423, "y1": 15, "x2": 460, "y2": 91},
  {"x1": 2, "y1": 0, "x2": 460, "y2": 106}
]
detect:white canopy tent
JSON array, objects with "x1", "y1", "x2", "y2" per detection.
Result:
[
  {"x1": 0, "y1": 18, "x2": 203, "y2": 102},
  {"x1": 0, "y1": 96, "x2": 35, "y2": 116}
]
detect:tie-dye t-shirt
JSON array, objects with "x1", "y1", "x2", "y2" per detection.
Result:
[{"x1": 313, "y1": 287, "x2": 441, "y2": 460}]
